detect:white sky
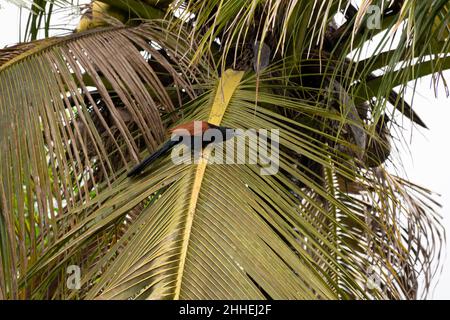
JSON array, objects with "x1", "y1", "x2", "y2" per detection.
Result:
[{"x1": 0, "y1": 0, "x2": 448, "y2": 299}]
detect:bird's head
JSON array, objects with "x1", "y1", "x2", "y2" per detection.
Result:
[
  {"x1": 207, "y1": 123, "x2": 240, "y2": 139},
  {"x1": 169, "y1": 121, "x2": 239, "y2": 140}
]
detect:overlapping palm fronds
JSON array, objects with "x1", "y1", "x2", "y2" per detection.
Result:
[{"x1": 0, "y1": 0, "x2": 447, "y2": 300}]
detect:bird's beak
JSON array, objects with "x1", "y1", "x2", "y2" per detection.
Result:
[
  {"x1": 232, "y1": 129, "x2": 243, "y2": 136},
  {"x1": 222, "y1": 127, "x2": 242, "y2": 137}
]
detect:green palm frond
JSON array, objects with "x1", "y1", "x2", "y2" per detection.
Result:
[
  {"x1": 0, "y1": 21, "x2": 211, "y2": 298},
  {"x1": 0, "y1": 0, "x2": 448, "y2": 300}
]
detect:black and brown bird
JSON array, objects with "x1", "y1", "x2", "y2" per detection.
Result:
[{"x1": 127, "y1": 121, "x2": 236, "y2": 177}]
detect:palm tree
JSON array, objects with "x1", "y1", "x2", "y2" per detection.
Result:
[{"x1": 0, "y1": 0, "x2": 447, "y2": 300}]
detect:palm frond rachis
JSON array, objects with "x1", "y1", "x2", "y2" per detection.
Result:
[{"x1": 0, "y1": 0, "x2": 447, "y2": 299}]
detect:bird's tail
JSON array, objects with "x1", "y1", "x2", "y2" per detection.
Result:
[{"x1": 127, "y1": 139, "x2": 180, "y2": 177}]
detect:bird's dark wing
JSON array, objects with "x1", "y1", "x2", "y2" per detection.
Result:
[{"x1": 127, "y1": 138, "x2": 180, "y2": 177}]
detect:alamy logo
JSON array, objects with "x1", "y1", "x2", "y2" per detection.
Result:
[
  {"x1": 366, "y1": 5, "x2": 382, "y2": 30},
  {"x1": 366, "y1": 266, "x2": 381, "y2": 291},
  {"x1": 170, "y1": 121, "x2": 280, "y2": 175},
  {"x1": 66, "y1": 265, "x2": 81, "y2": 290}
]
